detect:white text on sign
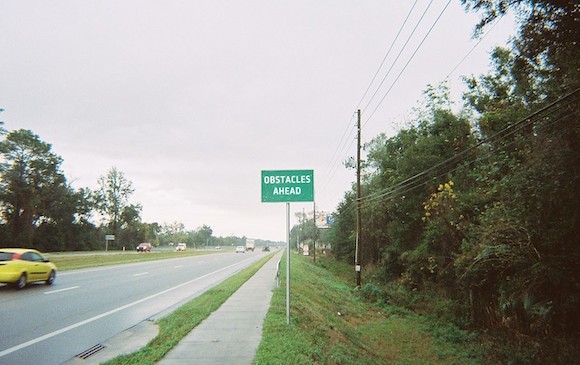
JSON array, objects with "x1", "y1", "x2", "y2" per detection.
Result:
[
  {"x1": 263, "y1": 175, "x2": 312, "y2": 185},
  {"x1": 273, "y1": 186, "x2": 302, "y2": 195}
]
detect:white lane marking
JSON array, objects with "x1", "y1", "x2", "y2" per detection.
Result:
[
  {"x1": 57, "y1": 266, "x2": 117, "y2": 276},
  {"x1": 133, "y1": 272, "x2": 149, "y2": 277},
  {"x1": 0, "y1": 258, "x2": 254, "y2": 358},
  {"x1": 174, "y1": 265, "x2": 184, "y2": 268},
  {"x1": 44, "y1": 286, "x2": 80, "y2": 295}
]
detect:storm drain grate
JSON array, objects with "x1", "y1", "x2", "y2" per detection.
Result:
[{"x1": 76, "y1": 344, "x2": 107, "y2": 359}]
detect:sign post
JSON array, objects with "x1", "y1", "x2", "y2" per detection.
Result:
[
  {"x1": 285, "y1": 202, "x2": 290, "y2": 324},
  {"x1": 105, "y1": 234, "x2": 115, "y2": 252},
  {"x1": 261, "y1": 170, "x2": 314, "y2": 324}
]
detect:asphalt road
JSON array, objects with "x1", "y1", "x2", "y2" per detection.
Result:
[{"x1": 0, "y1": 251, "x2": 268, "y2": 365}]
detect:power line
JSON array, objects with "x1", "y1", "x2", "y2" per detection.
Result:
[
  {"x1": 363, "y1": 0, "x2": 453, "y2": 127},
  {"x1": 361, "y1": 107, "x2": 578, "y2": 210},
  {"x1": 317, "y1": 113, "x2": 357, "y2": 197},
  {"x1": 445, "y1": 13, "x2": 504, "y2": 79},
  {"x1": 318, "y1": 2, "x2": 422, "y2": 201},
  {"x1": 320, "y1": 1, "x2": 508, "y2": 207},
  {"x1": 338, "y1": 89, "x2": 580, "y2": 214},
  {"x1": 363, "y1": 90, "x2": 579, "y2": 203},
  {"x1": 361, "y1": 0, "x2": 436, "y2": 116},
  {"x1": 355, "y1": 0, "x2": 420, "y2": 111},
  {"x1": 351, "y1": 3, "x2": 508, "y2": 208}
]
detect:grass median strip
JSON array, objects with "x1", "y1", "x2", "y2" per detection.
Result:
[
  {"x1": 101, "y1": 253, "x2": 274, "y2": 365},
  {"x1": 50, "y1": 250, "x2": 218, "y2": 271}
]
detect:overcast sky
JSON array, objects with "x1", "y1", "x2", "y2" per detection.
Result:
[{"x1": 0, "y1": 1, "x2": 515, "y2": 242}]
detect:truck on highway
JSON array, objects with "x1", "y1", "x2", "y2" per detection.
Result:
[{"x1": 245, "y1": 239, "x2": 255, "y2": 252}]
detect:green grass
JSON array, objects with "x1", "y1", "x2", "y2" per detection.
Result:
[
  {"x1": 101, "y1": 253, "x2": 274, "y2": 365},
  {"x1": 254, "y1": 252, "x2": 484, "y2": 365},
  {"x1": 49, "y1": 250, "x2": 220, "y2": 271}
]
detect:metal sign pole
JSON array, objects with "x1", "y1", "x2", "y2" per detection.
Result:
[{"x1": 286, "y1": 202, "x2": 291, "y2": 325}]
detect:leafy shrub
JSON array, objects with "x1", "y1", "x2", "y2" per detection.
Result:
[{"x1": 360, "y1": 283, "x2": 383, "y2": 303}]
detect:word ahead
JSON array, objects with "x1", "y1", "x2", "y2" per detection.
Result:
[{"x1": 261, "y1": 170, "x2": 314, "y2": 203}]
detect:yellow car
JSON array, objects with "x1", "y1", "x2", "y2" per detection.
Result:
[{"x1": 0, "y1": 248, "x2": 57, "y2": 289}]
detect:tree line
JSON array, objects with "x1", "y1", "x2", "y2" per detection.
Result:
[
  {"x1": 324, "y1": 0, "x2": 578, "y2": 361},
  {"x1": 0, "y1": 127, "x2": 270, "y2": 251}
]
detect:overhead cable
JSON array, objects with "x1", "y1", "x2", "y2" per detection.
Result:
[
  {"x1": 363, "y1": 0, "x2": 453, "y2": 128},
  {"x1": 355, "y1": 0, "x2": 420, "y2": 111},
  {"x1": 361, "y1": 0, "x2": 436, "y2": 116},
  {"x1": 338, "y1": 89, "x2": 580, "y2": 213}
]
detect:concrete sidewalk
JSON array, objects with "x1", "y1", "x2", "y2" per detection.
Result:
[{"x1": 157, "y1": 250, "x2": 283, "y2": 365}]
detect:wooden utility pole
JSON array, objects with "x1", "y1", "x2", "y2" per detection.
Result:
[{"x1": 355, "y1": 109, "x2": 362, "y2": 287}]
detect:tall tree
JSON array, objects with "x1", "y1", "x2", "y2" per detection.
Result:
[
  {"x1": 461, "y1": 0, "x2": 579, "y2": 96},
  {"x1": 140, "y1": 222, "x2": 161, "y2": 245},
  {"x1": 0, "y1": 129, "x2": 72, "y2": 247},
  {"x1": 460, "y1": 0, "x2": 580, "y2": 337},
  {"x1": 0, "y1": 108, "x2": 6, "y2": 135},
  {"x1": 116, "y1": 203, "x2": 146, "y2": 248},
  {"x1": 160, "y1": 221, "x2": 187, "y2": 245},
  {"x1": 96, "y1": 167, "x2": 135, "y2": 240},
  {"x1": 327, "y1": 191, "x2": 356, "y2": 263},
  {"x1": 193, "y1": 224, "x2": 213, "y2": 247}
]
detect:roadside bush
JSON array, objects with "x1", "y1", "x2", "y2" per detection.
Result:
[
  {"x1": 432, "y1": 298, "x2": 470, "y2": 328},
  {"x1": 359, "y1": 283, "x2": 383, "y2": 304}
]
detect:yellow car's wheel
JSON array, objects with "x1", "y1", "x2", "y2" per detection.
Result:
[
  {"x1": 46, "y1": 270, "x2": 56, "y2": 285},
  {"x1": 15, "y1": 273, "x2": 27, "y2": 289}
]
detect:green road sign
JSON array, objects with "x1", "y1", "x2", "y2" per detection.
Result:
[{"x1": 261, "y1": 170, "x2": 314, "y2": 203}]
